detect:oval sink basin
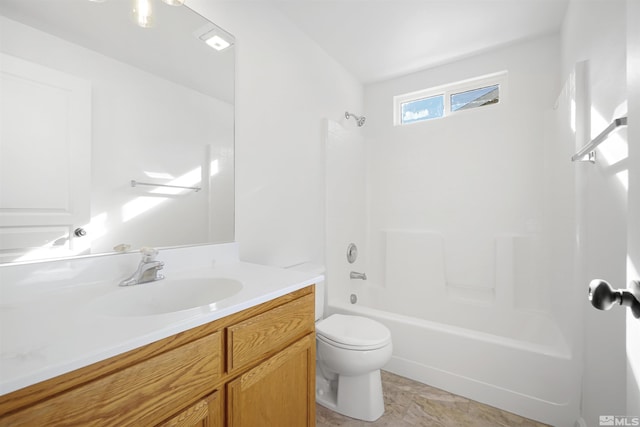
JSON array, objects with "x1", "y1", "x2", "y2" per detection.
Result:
[{"x1": 93, "y1": 277, "x2": 243, "y2": 316}]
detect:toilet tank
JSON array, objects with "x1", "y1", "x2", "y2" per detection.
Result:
[{"x1": 286, "y1": 263, "x2": 325, "y2": 320}]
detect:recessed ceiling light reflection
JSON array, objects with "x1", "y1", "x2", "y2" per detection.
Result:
[
  {"x1": 194, "y1": 24, "x2": 235, "y2": 52},
  {"x1": 204, "y1": 35, "x2": 231, "y2": 51}
]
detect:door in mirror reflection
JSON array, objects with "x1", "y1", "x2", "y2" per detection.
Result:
[{"x1": 0, "y1": 53, "x2": 91, "y2": 262}]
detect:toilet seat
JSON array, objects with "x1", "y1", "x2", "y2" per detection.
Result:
[{"x1": 316, "y1": 314, "x2": 391, "y2": 351}]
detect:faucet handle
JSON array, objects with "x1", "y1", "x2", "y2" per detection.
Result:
[{"x1": 140, "y1": 247, "x2": 159, "y2": 262}]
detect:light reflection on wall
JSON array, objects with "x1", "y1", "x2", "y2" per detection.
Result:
[
  {"x1": 590, "y1": 105, "x2": 629, "y2": 190},
  {"x1": 122, "y1": 160, "x2": 219, "y2": 222},
  {"x1": 12, "y1": 159, "x2": 221, "y2": 263}
]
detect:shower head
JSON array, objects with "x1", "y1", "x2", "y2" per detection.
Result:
[{"x1": 345, "y1": 111, "x2": 366, "y2": 127}]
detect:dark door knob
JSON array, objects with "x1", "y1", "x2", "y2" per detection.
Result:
[{"x1": 589, "y1": 279, "x2": 640, "y2": 319}]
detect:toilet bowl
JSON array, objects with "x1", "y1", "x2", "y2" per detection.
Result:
[
  {"x1": 285, "y1": 263, "x2": 393, "y2": 422},
  {"x1": 315, "y1": 314, "x2": 392, "y2": 422}
]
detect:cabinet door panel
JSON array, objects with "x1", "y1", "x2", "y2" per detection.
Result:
[
  {"x1": 227, "y1": 334, "x2": 315, "y2": 427},
  {"x1": 157, "y1": 390, "x2": 222, "y2": 427}
]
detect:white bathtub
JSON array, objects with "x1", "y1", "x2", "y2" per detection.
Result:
[{"x1": 327, "y1": 284, "x2": 580, "y2": 427}]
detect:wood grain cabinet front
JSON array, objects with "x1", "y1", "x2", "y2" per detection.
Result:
[
  {"x1": 227, "y1": 333, "x2": 316, "y2": 427},
  {"x1": 227, "y1": 292, "x2": 315, "y2": 373},
  {"x1": 1, "y1": 332, "x2": 222, "y2": 427},
  {"x1": 157, "y1": 391, "x2": 223, "y2": 427}
]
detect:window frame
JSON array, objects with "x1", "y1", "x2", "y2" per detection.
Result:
[{"x1": 393, "y1": 71, "x2": 508, "y2": 126}]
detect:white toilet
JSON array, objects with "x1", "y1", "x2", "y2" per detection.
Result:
[{"x1": 313, "y1": 275, "x2": 393, "y2": 421}]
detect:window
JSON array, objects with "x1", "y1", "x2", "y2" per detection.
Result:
[
  {"x1": 401, "y1": 94, "x2": 444, "y2": 124},
  {"x1": 450, "y1": 85, "x2": 499, "y2": 112},
  {"x1": 394, "y1": 71, "x2": 507, "y2": 126}
]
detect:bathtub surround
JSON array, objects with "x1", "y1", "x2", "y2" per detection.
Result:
[
  {"x1": 363, "y1": 35, "x2": 561, "y2": 316},
  {"x1": 324, "y1": 34, "x2": 578, "y2": 426}
]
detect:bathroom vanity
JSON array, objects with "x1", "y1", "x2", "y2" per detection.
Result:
[
  {"x1": 0, "y1": 244, "x2": 320, "y2": 426},
  {"x1": 0, "y1": 286, "x2": 315, "y2": 426}
]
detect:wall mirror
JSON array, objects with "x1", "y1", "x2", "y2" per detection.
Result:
[{"x1": 0, "y1": 0, "x2": 235, "y2": 264}]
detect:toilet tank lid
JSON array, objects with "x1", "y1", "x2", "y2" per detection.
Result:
[{"x1": 316, "y1": 314, "x2": 391, "y2": 348}]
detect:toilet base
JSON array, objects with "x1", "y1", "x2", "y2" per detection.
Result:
[{"x1": 316, "y1": 369, "x2": 385, "y2": 422}]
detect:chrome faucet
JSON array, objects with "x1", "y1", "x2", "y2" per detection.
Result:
[
  {"x1": 350, "y1": 271, "x2": 367, "y2": 280},
  {"x1": 119, "y1": 247, "x2": 165, "y2": 286}
]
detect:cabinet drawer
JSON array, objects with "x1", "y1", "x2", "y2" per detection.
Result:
[
  {"x1": 2, "y1": 331, "x2": 222, "y2": 427},
  {"x1": 227, "y1": 293, "x2": 314, "y2": 372}
]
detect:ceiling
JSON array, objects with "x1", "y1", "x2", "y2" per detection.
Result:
[{"x1": 272, "y1": 0, "x2": 570, "y2": 84}]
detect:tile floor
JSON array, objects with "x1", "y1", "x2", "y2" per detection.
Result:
[{"x1": 316, "y1": 371, "x2": 549, "y2": 427}]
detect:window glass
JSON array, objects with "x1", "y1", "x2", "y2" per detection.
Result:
[
  {"x1": 394, "y1": 71, "x2": 506, "y2": 126},
  {"x1": 401, "y1": 95, "x2": 444, "y2": 124},
  {"x1": 450, "y1": 84, "x2": 499, "y2": 112}
]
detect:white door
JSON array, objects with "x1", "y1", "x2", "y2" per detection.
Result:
[
  {"x1": 626, "y1": 0, "x2": 640, "y2": 416},
  {"x1": 0, "y1": 53, "x2": 91, "y2": 262}
]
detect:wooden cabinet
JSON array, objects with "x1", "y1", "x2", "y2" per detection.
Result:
[
  {"x1": 0, "y1": 286, "x2": 315, "y2": 427},
  {"x1": 227, "y1": 334, "x2": 315, "y2": 427}
]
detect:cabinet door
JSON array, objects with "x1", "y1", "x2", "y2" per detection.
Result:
[
  {"x1": 157, "y1": 391, "x2": 222, "y2": 427},
  {"x1": 227, "y1": 334, "x2": 315, "y2": 427}
]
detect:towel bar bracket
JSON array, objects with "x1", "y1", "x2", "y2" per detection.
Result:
[
  {"x1": 574, "y1": 151, "x2": 596, "y2": 164},
  {"x1": 571, "y1": 116, "x2": 627, "y2": 163}
]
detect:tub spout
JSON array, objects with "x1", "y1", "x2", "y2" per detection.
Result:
[{"x1": 350, "y1": 271, "x2": 367, "y2": 280}]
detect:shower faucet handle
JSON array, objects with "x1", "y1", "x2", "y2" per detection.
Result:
[
  {"x1": 588, "y1": 279, "x2": 640, "y2": 319},
  {"x1": 350, "y1": 271, "x2": 367, "y2": 280}
]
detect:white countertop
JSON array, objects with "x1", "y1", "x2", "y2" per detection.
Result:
[{"x1": 0, "y1": 250, "x2": 322, "y2": 396}]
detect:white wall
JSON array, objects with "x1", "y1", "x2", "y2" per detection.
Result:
[
  {"x1": 561, "y1": 0, "x2": 629, "y2": 425},
  {"x1": 363, "y1": 35, "x2": 561, "y2": 311},
  {"x1": 188, "y1": 1, "x2": 363, "y2": 268}
]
